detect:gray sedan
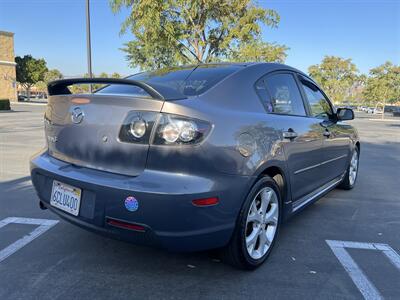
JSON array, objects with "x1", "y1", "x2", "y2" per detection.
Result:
[{"x1": 30, "y1": 63, "x2": 359, "y2": 269}]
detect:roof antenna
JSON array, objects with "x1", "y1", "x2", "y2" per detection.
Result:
[{"x1": 160, "y1": 24, "x2": 202, "y2": 65}]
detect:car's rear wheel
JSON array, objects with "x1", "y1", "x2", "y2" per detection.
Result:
[
  {"x1": 339, "y1": 147, "x2": 359, "y2": 190},
  {"x1": 222, "y1": 176, "x2": 281, "y2": 270}
]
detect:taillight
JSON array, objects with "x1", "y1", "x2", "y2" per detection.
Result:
[
  {"x1": 119, "y1": 112, "x2": 211, "y2": 145},
  {"x1": 118, "y1": 111, "x2": 158, "y2": 144},
  {"x1": 129, "y1": 118, "x2": 147, "y2": 138},
  {"x1": 152, "y1": 114, "x2": 212, "y2": 145}
]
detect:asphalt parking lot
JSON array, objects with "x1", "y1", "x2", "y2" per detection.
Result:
[{"x1": 1, "y1": 103, "x2": 399, "y2": 299}]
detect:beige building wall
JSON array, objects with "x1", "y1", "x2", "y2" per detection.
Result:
[{"x1": 0, "y1": 31, "x2": 17, "y2": 101}]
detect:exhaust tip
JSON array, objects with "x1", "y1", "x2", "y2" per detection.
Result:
[{"x1": 39, "y1": 201, "x2": 47, "y2": 210}]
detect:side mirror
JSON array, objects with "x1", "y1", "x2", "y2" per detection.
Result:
[{"x1": 337, "y1": 108, "x2": 354, "y2": 121}]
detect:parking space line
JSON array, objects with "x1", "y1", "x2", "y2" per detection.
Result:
[
  {"x1": 0, "y1": 217, "x2": 59, "y2": 263},
  {"x1": 382, "y1": 246, "x2": 400, "y2": 270},
  {"x1": 326, "y1": 240, "x2": 400, "y2": 300}
]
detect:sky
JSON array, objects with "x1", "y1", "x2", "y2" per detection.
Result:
[{"x1": 0, "y1": 0, "x2": 399, "y2": 77}]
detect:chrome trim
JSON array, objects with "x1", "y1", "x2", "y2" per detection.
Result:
[
  {"x1": 71, "y1": 107, "x2": 84, "y2": 124},
  {"x1": 292, "y1": 174, "x2": 344, "y2": 212},
  {"x1": 283, "y1": 131, "x2": 298, "y2": 139},
  {"x1": 294, "y1": 154, "x2": 347, "y2": 175},
  {"x1": 294, "y1": 163, "x2": 320, "y2": 175},
  {"x1": 320, "y1": 154, "x2": 348, "y2": 166}
]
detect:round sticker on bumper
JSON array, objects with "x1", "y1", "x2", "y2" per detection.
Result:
[{"x1": 125, "y1": 196, "x2": 139, "y2": 212}]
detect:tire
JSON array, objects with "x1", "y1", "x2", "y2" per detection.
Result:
[
  {"x1": 221, "y1": 176, "x2": 281, "y2": 270},
  {"x1": 339, "y1": 147, "x2": 359, "y2": 190}
]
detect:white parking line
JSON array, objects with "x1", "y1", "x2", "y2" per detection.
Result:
[
  {"x1": 0, "y1": 217, "x2": 59, "y2": 263},
  {"x1": 326, "y1": 240, "x2": 400, "y2": 300}
]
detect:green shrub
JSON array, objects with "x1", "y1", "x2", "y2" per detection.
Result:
[{"x1": 0, "y1": 99, "x2": 11, "y2": 110}]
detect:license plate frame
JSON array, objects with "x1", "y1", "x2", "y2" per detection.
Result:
[{"x1": 50, "y1": 180, "x2": 82, "y2": 216}]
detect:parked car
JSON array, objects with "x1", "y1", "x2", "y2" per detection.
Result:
[
  {"x1": 393, "y1": 107, "x2": 400, "y2": 117},
  {"x1": 384, "y1": 105, "x2": 396, "y2": 113},
  {"x1": 30, "y1": 63, "x2": 360, "y2": 269},
  {"x1": 372, "y1": 107, "x2": 383, "y2": 114},
  {"x1": 17, "y1": 95, "x2": 28, "y2": 102},
  {"x1": 366, "y1": 107, "x2": 374, "y2": 114}
]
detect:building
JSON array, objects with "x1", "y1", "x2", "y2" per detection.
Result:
[{"x1": 0, "y1": 31, "x2": 17, "y2": 101}]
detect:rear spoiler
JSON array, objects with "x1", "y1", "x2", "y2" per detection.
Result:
[{"x1": 47, "y1": 78, "x2": 186, "y2": 100}]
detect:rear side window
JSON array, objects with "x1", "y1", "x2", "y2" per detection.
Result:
[
  {"x1": 300, "y1": 81, "x2": 333, "y2": 120},
  {"x1": 97, "y1": 65, "x2": 242, "y2": 98},
  {"x1": 95, "y1": 85, "x2": 151, "y2": 98},
  {"x1": 261, "y1": 73, "x2": 306, "y2": 116},
  {"x1": 255, "y1": 79, "x2": 274, "y2": 113}
]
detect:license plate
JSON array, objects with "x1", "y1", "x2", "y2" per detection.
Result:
[{"x1": 50, "y1": 180, "x2": 81, "y2": 216}]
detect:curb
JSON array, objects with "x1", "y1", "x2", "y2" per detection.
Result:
[
  {"x1": 368, "y1": 118, "x2": 400, "y2": 122},
  {"x1": 11, "y1": 102, "x2": 47, "y2": 106}
]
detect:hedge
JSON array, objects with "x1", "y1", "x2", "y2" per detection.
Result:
[{"x1": 0, "y1": 99, "x2": 11, "y2": 110}]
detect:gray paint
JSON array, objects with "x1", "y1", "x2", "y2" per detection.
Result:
[{"x1": 31, "y1": 62, "x2": 359, "y2": 252}]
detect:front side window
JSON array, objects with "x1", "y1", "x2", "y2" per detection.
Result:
[
  {"x1": 263, "y1": 73, "x2": 306, "y2": 116},
  {"x1": 301, "y1": 81, "x2": 333, "y2": 120}
]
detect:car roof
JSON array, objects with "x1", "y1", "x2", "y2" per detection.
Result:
[
  {"x1": 194, "y1": 62, "x2": 311, "y2": 79},
  {"x1": 124, "y1": 62, "x2": 318, "y2": 99},
  {"x1": 128, "y1": 61, "x2": 308, "y2": 76}
]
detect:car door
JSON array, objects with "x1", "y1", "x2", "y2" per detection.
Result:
[
  {"x1": 256, "y1": 72, "x2": 327, "y2": 201},
  {"x1": 298, "y1": 77, "x2": 350, "y2": 182}
]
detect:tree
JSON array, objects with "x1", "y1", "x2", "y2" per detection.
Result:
[
  {"x1": 44, "y1": 69, "x2": 63, "y2": 83},
  {"x1": 308, "y1": 56, "x2": 359, "y2": 104},
  {"x1": 111, "y1": 72, "x2": 122, "y2": 78},
  {"x1": 347, "y1": 74, "x2": 367, "y2": 104},
  {"x1": 362, "y1": 62, "x2": 400, "y2": 105},
  {"x1": 110, "y1": 0, "x2": 288, "y2": 70},
  {"x1": 33, "y1": 81, "x2": 47, "y2": 95},
  {"x1": 69, "y1": 73, "x2": 90, "y2": 94},
  {"x1": 231, "y1": 40, "x2": 287, "y2": 63},
  {"x1": 35, "y1": 69, "x2": 64, "y2": 97},
  {"x1": 15, "y1": 55, "x2": 48, "y2": 98},
  {"x1": 67, "y1": 72, "x2": 122, "y2": 93},
  {"x1": 98, "y1": 72, "x2": 109, "y2": 78},
  {"x1": 93, "y1": 73, "x2": 109, "y2": 90}
]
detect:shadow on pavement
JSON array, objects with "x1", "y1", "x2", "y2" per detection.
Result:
[
  {"x1": 0, "y1": 176, "x2": 32, "y2": 192},
  {"x1": 0, "y1": 136, "x2": 399, "y2": 298}
]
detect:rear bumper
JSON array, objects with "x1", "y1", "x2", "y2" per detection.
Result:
[{"x1": 30, "y1": 150, "x2": 254, "y2": 252}]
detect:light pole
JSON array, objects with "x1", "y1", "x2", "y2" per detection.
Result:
[{"x1": 86, "y1": 0, "x2": 93, "y2": 93}]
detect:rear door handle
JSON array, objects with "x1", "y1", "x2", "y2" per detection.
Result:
[
  {"x1": 283, "y1": 130, "x2": 298, "y2": 139},
  {"x1": 323, "y1": 130, "x2": 331, "y2": 137}
]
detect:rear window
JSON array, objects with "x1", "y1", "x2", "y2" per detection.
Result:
[{"x1": 96, "y1": 64, "x2": 242, "y2": 98}]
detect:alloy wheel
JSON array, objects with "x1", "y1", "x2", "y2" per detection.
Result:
[
  {"x1": 349, "y1": 150, "x2": 358, "y2": 186},
  {"x1": 245, "y1": 187, "x2": 279, "y2": 260}
]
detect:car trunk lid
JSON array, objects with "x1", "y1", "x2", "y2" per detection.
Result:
[{"x1": 44, "y1": 93, "x2": 163, "y2": 176}]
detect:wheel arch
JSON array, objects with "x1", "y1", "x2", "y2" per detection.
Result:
[
  {"x1": 355, "y1": 141, "x2": 360, "y2": 152},
  {"x1": 253, "y1": 161, "x2": 292, "y2": 219}
]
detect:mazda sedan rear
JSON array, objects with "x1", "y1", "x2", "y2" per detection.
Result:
[{"x1": 31, "y1": 63, "x2": 359, "y2": 269}]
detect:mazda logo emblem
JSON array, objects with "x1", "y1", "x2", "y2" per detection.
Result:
[{"x1": 71, "y1": 107, "x2": 84, "y2": 124}]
